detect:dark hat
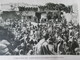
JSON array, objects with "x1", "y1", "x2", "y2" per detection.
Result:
[{"x1": 44, "y1": 33, "x2": 49, "y2": 40}]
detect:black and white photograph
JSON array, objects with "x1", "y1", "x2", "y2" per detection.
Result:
[{"x1": 0, "y1": 0, "x2": 79, "y2": 56}]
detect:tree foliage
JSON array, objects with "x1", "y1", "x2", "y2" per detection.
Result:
[{"x1": 45, "y1": 3, "x2": 72, "y2": 13}]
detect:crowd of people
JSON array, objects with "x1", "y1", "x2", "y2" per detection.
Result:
[{"x1": 0, "y1": 11, "x2": 79, "y2": 55}]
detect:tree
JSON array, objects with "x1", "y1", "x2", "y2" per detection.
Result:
[
  {"x1": 58, "y1": 4, "x2": 66, "y2": 11},
  {"x1": 55, "y1": 4, "x2": 60, "y2": 10},
  {"x1": 47, "y1": 12, "x2": 53, "y2": 20},
  {"x1": 46, "y1": 3, "x2": 56, "y2": 10},
  {"x1": 45, "y1": 2, "x2": 70, "y2": 13}
]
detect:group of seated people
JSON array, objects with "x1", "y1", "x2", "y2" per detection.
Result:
[{"x1": 0, "y1": 11, "x2": 79, "y2": 55}]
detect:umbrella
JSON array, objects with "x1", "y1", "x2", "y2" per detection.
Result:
[
  {"x1": 0, "y1": 40, "x2": 10, "y2": 46},
  {"x1": 0, "y1": 43, "x2": 9, "y2": 55}
]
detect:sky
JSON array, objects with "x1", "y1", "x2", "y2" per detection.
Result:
[{"x1": 0, "y1": 0, "x2": 78, "y2": 5}]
